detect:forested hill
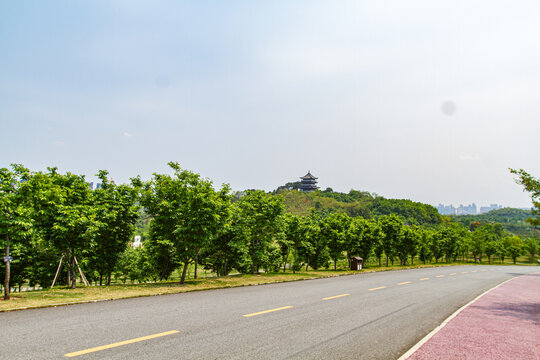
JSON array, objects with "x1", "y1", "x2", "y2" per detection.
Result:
[
  {"x1": 275, "y1": 189, "x2": 442, "y2": 226},
  {"x1": 452, "y1": 208, "x2": 538, "y2": 237}
]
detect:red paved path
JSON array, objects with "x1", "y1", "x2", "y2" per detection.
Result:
[{"x1": 408, "y1": 272, "x2": 540, "y2": 360}]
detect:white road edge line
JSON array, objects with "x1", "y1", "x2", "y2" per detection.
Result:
[{"x1": 397, "y1": 277, "x2": 515, "y2": 360}]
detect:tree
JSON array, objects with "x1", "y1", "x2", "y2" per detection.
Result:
[
  {"x1": 200, "y1": 204, "x2": 250, "y2": 276},
  {"x1": 484, "y1": 241, "x2": 499, "y2": 264},
  {"x1": 28, "y1": 168, "x2": 96, "y2": 289},
  {"x1": 397, "y1": 225, "x2": 419, "y2": 265},
  {"x1": 510, "y1": 169, "x2": 540, "y2": 226},
  {"x1": 470, "y1": 227, "x2": 486, "y2": 263},
  {"x1": 417, "y1": 229, "x2": 433, "y2": 264},
  {"x1": 379, "y1": 214, "x2": 403, "y2": 266},
  {"x1": 320, "y1": 213, "x2": 351, "y2": 270},
  {"x1": 90, "y1": 170, "x2": 140, "y2": 285},
  {"x1": 345, "y1": 218, "x2": 377, "y2": 266},
  {"x1": 140, "y1": 162, "x2": 230, "y2": 284},
  {"x1": 281, "y1": 214, "x2": 313, "y2": 273},
  {"x1": 430, "y1": 231, "x2": 444, "y2": 263},
  {"x1": 503, "y1": 236, "x2": 523, "y2": 264},
  {"x1": 235, "y1": 190, "x2": 284, "y2": 274},
  {"x1": 0, "y1": 164, "x2": 32, "y2": 299},
  {"x1": 523, "y1": 237, "x2": 539, "y2": 262}
]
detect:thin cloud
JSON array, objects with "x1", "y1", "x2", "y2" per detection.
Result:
[
  {"x1": 458, "y1": 154, "x2": 480, "y2": 161},
  {"x1": 123, "y1": 132, "x2": 133, "y2": 137}
]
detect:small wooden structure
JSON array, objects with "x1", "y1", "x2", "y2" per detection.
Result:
[{"x1": 350, "y1": 257, "x2": 363, "y2": 271}]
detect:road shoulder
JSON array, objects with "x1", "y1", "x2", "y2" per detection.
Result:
[{"x1": 401, "y1": 272, "x2": 540, "y2": 360}]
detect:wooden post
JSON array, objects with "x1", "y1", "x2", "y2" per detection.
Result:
[
  {"x1": 51, "y1": 255, "x2": 64, "y2": 288},
  {"x1": 74, "y1": 257, "x2": 89, "y2": 286}
]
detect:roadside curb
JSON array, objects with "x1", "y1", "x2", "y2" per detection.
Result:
[{"x1": 397, "y1": 275, "x2": 521, "y2": 360}]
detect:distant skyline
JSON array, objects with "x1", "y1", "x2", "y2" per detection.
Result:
[{"x1": 1, "y1": 1, "x2": 539, "y2": 208}]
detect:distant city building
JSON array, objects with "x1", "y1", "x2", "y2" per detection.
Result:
[
  {"x1": 436, "y1": 204, "x2": 456, "y2": 215},
  {"x1": 436, "y1": 203, "x2": 503, "y2": 215},
  {"x1": 95, "y1": 182, "x2": 102, "y2": 190},
  {"x1": 457, "y1": 203, "x2": 477, "y2": 215},
  {"x1": 299, "y1": 171, "x2": 319, "y2": 192},
  {"x1": 480, "y1": 204, "x2": 502, "y2": 214},
  {"x1": 88, "y1": 182, "x2": 94, "y2": 191}
]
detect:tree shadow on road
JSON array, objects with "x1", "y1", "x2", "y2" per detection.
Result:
[{"x1": 471, "y1": 301, "x2": 540, "y2": 326}]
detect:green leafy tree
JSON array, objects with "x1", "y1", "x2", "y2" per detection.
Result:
[
  {"x1": 200, "y1": 204, "x2": 249, "y2": 276},
  {"x1": 484, "y1": 241, "x2": 499, "y2": 264},
  {"x1": 430, "y1": 230, "x2": 444, "y2": 263},
  {"x1": 281, "y1": 214, "x2": 312, "y2": 273},
  {"x1": 503, "y1": 236, "x2": 523, "y2": 264},
  {"x1": 379, "y1": 214, "x2": 403, "y2": 266},
  {"x1": 345, "y1": 218, "x2": 373, "y2": 265},
  {"x1": 397, "y1": 225, "x2": 420, "y2": 265},
  {"x1": 28, "y1": 168, "x2": 97, "y2": 289},
  {"x1": 320, "y1": 213, "x2": 351, "y2": 270},
  {"x1": 140, "y1": 162, "x2": 230, "y2": 283},
  {"x1": 90, "y1": 170, "x2": 140, "y2": 285},
  {"x1": 0, "y1": 164, "x2": 32, "y2": 300},
  {"x1": 235, "y1": 190, "x2": 284, "y2": 274},
  {"x1": 523, "y1": 237, "x2": 539, "y2": 262},
  {"x1": 417, "y1": 229, "x2": 433, "y2": 264},
  {"x1": 510, "y1": 169, "x2": 540, "y2": 226}
]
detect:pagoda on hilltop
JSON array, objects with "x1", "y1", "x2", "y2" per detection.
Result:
[{"x1": 299, "y1": 171, "x2": 319, "y2": 192}]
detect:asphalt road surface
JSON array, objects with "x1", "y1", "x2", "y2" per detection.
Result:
[{"x1": 2, "y1": 265, "x2": 537, "y2": 360}]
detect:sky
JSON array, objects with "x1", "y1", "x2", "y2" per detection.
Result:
[{"x1": 1, "y1": 1, "x2": 539, "y2": 209}]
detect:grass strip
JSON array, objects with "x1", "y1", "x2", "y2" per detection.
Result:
[{"x1": 0, "y1": 263, "x2": 482, "y2": 311}]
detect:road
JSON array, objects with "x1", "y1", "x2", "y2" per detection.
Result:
[{"x1": 1, "y1": 265, "x2": 537, "y2": 360}]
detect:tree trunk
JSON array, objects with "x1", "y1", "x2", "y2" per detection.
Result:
[
  {"x1": 378, "y1": 257, "x2": 382, "y2": 267},
  {"x1": 99, "y1": 274, "x2": 103, "y2": 286},
  {"x1": 194, "y1": 252, "x2": 198, "y2": 279},
  {"x1": 4, "y1": 236, "x2": 10, "y2": 300},
  {"x1": 180, "y1": 258, "x2": 190, "y2": 284},
  {"x1": 70, "y1": 254, "x2": 77, "y2": 289},
  {"x1": 334, "y1": 260, "x2": 337, "y2": 271},
  {"x1": 385, "y1": 255, "x2": 389, "y2": 267},
  {"x1": 107, "y1": 273, "x2": 111, "y2": 286}
]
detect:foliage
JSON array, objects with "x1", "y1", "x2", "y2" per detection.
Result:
[
  {"x1": 140, "y1": 162, "x2": 230, "y2": 283},
  {"x1": 89, "y1": 170, "x2": 140, "y2": 285},
  {"x1": 236, "y1": 190, "x2": 284, "y2": 274},
  {"x1": 510, "y1": 168, "x2": 540, "y2": 227}
]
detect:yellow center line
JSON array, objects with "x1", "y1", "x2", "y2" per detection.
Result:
[
  {"x1": 481, "y1": 270, "x2": 487, "y2": 272},
  {"x1": 368, "y1": 286, "x2": 387, "y2": 291},
  {"x1": 398, "y1": 281, "x2": 412, "y2": 285},
  {"x1": 64, "y1": 330, "x2": 180, "y2": 357},
  {"x1": 461, "y1": 272, "x2": 468, "y2": 274},
  {"x1": 419, "y1": 278, "x2": 430, "y2": 281},
  {"x1": 471, "y1": 270, "x2": 478, "y2": 273},
  {"x1": 323, "y1": 293, "x2": 351, "y2": 301},
  {"x1": 436, "y1": 275, "x2": 444, "y2": 278},
  {"x1": 449, "y1": 273, "x2": 457, "y2": 276},
  {"x1": 243, "y1": 306, "x2": 293, "y2": 317}
]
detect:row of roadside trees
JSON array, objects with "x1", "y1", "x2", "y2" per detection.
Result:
[{"x1": 2, "y1": 163, "x2": 539, "y2": 300}]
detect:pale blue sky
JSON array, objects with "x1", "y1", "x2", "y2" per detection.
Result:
[{"x1": 1, "y1": 1, "x2": 539, "y2": 208}]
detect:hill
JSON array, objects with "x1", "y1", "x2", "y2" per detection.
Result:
[
  {"x1": 452, "y1": 207, "x2": 539, "y2": 237},
  {"x1": 275, "y1": 189, "x2": 442, "y2": 225}
]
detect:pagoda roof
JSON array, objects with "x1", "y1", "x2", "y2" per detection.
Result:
[{"x1": 300, "y1": 171, "x2": 317, "y2": 180}]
